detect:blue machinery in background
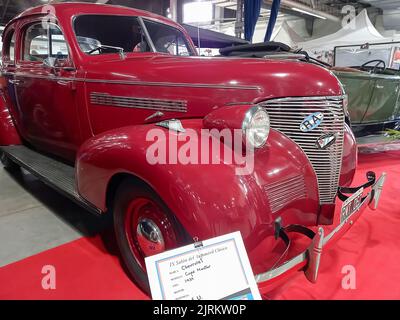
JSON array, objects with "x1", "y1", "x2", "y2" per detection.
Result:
[
  {"x1": 244, "y1": 0, "x2": 281, "y2": 42},
  {"x1": 265, "y1": 0, "x2": 281, "y2": 41},
  {"x1": 244, "y1": 0, "x2": 261, "y2": 41}
]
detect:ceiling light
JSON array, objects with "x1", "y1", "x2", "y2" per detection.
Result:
[{"x1": 291, "y1": 7, "x2": 327, "y2": 20}]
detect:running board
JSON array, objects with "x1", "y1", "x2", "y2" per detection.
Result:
[{"x1": 0, "y1": 145, "x2": 102, "y2": 215}]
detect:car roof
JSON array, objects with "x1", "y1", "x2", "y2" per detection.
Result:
[{"x1": 5, "y1": 2, "x2": 181, "y2": 32}]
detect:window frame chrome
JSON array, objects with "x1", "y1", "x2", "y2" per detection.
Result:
[{"x1": 17, "y1": 18, "x2": 75, "y2": 70}]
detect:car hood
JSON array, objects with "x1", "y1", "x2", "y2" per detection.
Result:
[{"x1": 85, "y1": 54, "x2": 343, "y2": 100}]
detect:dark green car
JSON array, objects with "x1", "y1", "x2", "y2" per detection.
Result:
[
  {"x1": 219, "y1": 44, "x2": 400, "y2": 138},
  {"x1": 333, "y1": 60, "x2": 400, "y2": 137}
]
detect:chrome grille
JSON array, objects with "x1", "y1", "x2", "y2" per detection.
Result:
[
  {"x1": 90, "y1": 92, "x2": 187, "y2": 113},
  {"x1": 264, "y1": 174, "x2": 307, "y2": 213},
  {"x1": 259, "y1": 96, "x2": 345, "y2": 204}
]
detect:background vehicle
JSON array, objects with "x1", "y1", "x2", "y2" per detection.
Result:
[
  {"x1": 220, "y1": 42, "x2": 400, "y2": 138},
  {"x1": 332, "y1": 61, "x2": 400, "y2": 137},
  {"x1": 0, "y1": 4, "x2": 384, "y2": 295}
]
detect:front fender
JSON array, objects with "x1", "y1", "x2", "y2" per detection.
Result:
[{"x1": 76, "y1": 119, "x2": 319, "y2": 273}]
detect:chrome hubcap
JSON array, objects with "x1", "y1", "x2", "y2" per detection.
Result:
[{"x1": 136, "y1": 218, "x2": 165, "y2": 256}]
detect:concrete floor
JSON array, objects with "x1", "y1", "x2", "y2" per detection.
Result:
[{"x1": 0, "y1": 165, "x2": 107, "y2": 267}]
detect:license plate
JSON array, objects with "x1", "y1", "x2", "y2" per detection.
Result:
[{"x1": 340, "y1": 187, "x2": 364, "y2": 223}]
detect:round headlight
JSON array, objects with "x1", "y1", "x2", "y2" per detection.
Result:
[{"x1": 242, "y1": 107, "x2": 270, "y2": 149}]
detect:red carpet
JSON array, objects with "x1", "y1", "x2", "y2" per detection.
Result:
[
  {"x1": 0, "y1": 235, "x2": 149, "y2": 300},
  {"x1": 0, "y1": 150, "x2": 399, "y2": 300},
  {"x1": 267, "y1": 150, "x2": 400, "y2": 300}
]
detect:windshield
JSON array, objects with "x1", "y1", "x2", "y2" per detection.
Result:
[
  {"x1": 74, "y1": 15, "x2": 194, "y2": 56},
  {"x1": 335, "y1": 43, "x2": 400, "y2": 71},
  {"x1": 143, "y1": 20, "x2": 192, "y2": 56}
]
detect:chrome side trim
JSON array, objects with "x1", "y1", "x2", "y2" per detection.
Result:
[
  {"x1": 3, "y1": 72, "x2": 260, "y2": 90},
  {"x1": 90, "y1": 92, "x2": 187, "y2": 113}
]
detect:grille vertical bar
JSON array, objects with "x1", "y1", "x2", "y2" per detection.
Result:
[{"x1": 258, "y1": 96, "x2": 345, "y2": 204}]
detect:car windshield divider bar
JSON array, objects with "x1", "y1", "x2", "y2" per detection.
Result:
[{"x1": 138, "y1": 17, "x2": 156, "y2": 53}]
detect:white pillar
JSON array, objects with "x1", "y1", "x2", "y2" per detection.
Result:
[{"x1": 170, "y1": 0, "x2": 178, "y2": 22}]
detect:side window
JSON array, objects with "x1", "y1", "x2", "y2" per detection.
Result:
[
  {"x1": 22, "y1": 22, "x2": 69, "y2": 62},
  {"x1": 23, "y1": 23, "x2": 49, "y2": 62},
  {"x1": 49, "y1": 24, "x2": 68, "y2": 59},
  {"x1": 9, "y1": 32, "x2": 16, "y2": 62},
  {"x1": 3, "y1": 29, "x2": 16, "y2": 65}
]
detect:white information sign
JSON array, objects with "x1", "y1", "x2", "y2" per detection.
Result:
[{"x1": 145, "y1": 231, "x2": 261, "y2": 300}]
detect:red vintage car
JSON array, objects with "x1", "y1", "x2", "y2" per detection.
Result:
[{"x1": 0, "y1": 3, "x2": 386, "y2": 296}]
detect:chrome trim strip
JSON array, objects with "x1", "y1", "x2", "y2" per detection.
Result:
[
  {"x1": 3, "y1": 72, "x2": 259, "y2": 90},
  {"x1": 84, "y1": 78, "x2": 259, "y2": 90},
  {"x1": 90, "y1": 92, "x2": 187, "y2": 113}
]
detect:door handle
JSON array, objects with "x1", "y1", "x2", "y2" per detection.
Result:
[{"x1": 9, "y1": 79, "x2": 23, "y2": 86}]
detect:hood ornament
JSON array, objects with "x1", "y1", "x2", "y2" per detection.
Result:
[
  {"x1": 156, "y1": 119, "x2": 186, "y2": 133},
  {"x1": 316, "y1": 133, "x2": 337, "y2": 150}
]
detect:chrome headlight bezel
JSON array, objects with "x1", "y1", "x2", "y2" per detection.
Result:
[{"x1": 242, "y1": 106, "x2": 270, "y2": 149}]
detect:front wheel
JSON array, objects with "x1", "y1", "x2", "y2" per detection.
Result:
[
  {"x1": 113, "y1": 179, "x2": 188, "y2": 294},
  {"x1": 0, "y1": 151, "x2": 19, "y2": 171}
]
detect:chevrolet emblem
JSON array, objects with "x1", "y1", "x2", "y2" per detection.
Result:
[{"x1": 316, "y1": 133, "x2": 337, "y2": 150}]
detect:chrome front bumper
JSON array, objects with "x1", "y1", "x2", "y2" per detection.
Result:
[{"x1": 255, "y1": 172, "x2": 387, "y2": 286}]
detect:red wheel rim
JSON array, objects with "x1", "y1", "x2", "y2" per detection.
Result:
[{"x1": 124, "y1": 198, "x2": 179, "y2": 271}]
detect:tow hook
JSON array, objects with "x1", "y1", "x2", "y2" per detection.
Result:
[{"x1": 304, "y1": 227, "x2": 324, "y2": 283}]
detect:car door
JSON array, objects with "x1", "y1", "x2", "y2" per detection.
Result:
[
  {"x1": 1, "y1": 25, "x2": 19, "y2": 123},
  {"x1": 362, "y1": 74, "x2": 400, "y2": 124},
  {"x1": 335, "y1": 70, "x2": 375, "y2": 125},
  {"x1": 14, "y1": 20, "x2": 80, "y2": 162}
]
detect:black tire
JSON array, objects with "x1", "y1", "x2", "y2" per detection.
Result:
[
  {"x1": 113, "y1": 178, "x2": 188, "y2": 294},
  {"x1": 0, "y1": 151, "x2": 19, "y2": 171}
]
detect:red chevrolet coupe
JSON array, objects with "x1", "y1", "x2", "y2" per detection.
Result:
[{"x1": 0, "y1": 3, "x2": 385, "y2": 295}]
